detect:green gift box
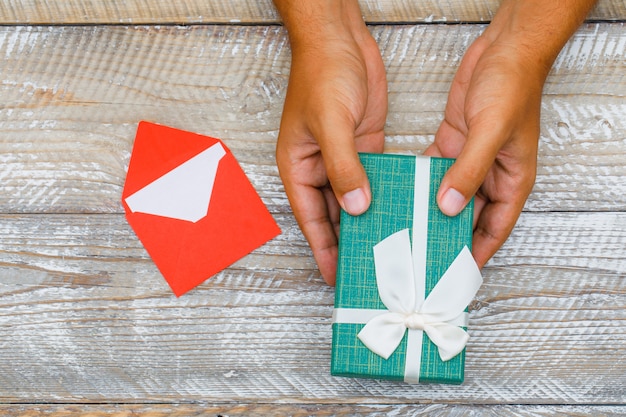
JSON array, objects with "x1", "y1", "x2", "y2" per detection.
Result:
[{"x1": 331, "y1": 153, "x2": 482, "y2": 384}]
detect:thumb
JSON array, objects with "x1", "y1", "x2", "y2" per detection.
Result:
[
  {"x1": 314, "y1": 114, "x2": 372, "y2": 216},
  {"x1": 435, "y1": 129, "x2": 501, "y2": 217}
]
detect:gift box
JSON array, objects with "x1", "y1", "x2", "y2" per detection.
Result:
[{"x1": 331, "y1": 153, "x2": 482, "y2": 384}]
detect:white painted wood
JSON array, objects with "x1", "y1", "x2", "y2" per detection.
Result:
[
  {"x1": 0, "y1": 0, "x2": 621, "y2": 24},
  {"x1": 2, "y1": 404, "x2": 626, "y2": 416},
  {"x1": 0, "y1": 1, "x2": 623, "y2": 411},
  {"x1": 0, "y1": 24, "x2": 624, "y2": 214},
  {"x1": 0, "y1": 212, "x2": 624, "y2": 402}
]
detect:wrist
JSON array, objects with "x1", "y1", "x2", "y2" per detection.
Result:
[
  {"x1": 272, "y1": 0, "x2": 367, "y2": 53},
  {"x1": 483, "y1": 0, "x2": 597, "y2": 80}
]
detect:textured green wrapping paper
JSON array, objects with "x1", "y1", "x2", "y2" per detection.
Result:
[{"x1": 331, "y1": 153, "x2": 474, "y2": 384}]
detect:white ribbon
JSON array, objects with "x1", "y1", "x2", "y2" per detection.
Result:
[{"x1": 332, "y1": 156, "x2": 483, "y2": 383}]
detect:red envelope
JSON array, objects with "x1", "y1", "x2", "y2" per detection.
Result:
[{"x1": 122, "y1": 121, "x2": 281, "y2": 296}]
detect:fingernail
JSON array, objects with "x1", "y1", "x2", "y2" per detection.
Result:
[
  {"x1": 343, "y1": 188, "x2": 369, "y2": 216},
  {"x1": 439, "y1": 188, "x2": 466, "y2": 216}
]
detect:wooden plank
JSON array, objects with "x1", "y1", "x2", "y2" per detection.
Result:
[
  {"x1": 0, "y1": 24, "x2": 624, "y2": 214},
  {"x1": 0, "y1": 0, "x2": 622, "y2": 24},
  {"x1": 0, "y1": 212, "x2": 624, "y2": 403},
  {"x1": 3, "y1": 404, "x2": 626, "y2": 416}
]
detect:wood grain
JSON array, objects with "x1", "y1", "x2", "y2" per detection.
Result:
[
  {"x1": 0, "y1": 212, "x2": 624, "y2": 403},
  {"x1": 0, "y1": 0, "x2": 624, "y2": 411},
  {"x1": 0, "y1": 0, "x2": 622, "y2": 24},
  {"x1": 3, "y1": 404, "x2": 626, "y2": 417},
  {"x1": 1, "y1": 24, "x2": 624, "y2": 214}
]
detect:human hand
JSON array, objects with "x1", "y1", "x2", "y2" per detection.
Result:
[
  {"x1": 425, "y1": 0, "x2": 596, "y2": 268},
  {"x1": 424, "y1": 35, "x2": 540, "y2": 269},
  {"x1": 274, "y1": 1, "x2": 387, "y2": 284}
]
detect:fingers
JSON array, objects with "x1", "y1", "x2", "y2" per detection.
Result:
[
  {"x1": 430, "y1": 118, "x2": 518, "y2": 269},
  {"x1": 276, "y1": 142, "x2": 340, "y2": 285},
  {"x1": 277, "y1": 124, "x2": 384, "y2": 285},
  {"x1": 311, "y1": 110, "x2": 374, "y2": 217},
  {"x1": 435, "y1": 120, "x2": 506, "y2": 217},
  {"x1": 471, "y1": 198, "x2": 522, "y2": 269},
  {"x1": 289, "y1": 182, "x2": 341, "y2": 285},
  {"x1": 275, "y1": 119, "x2": 377, "y2": 285}
]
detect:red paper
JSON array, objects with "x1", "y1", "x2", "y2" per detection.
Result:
[{"x1": 122, "y1": 121, "x2": 281, "y2": 296}]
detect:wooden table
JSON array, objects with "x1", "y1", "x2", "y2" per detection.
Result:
[{"x1": 1, "y1": 1, "x2": 625, "y2": 415}]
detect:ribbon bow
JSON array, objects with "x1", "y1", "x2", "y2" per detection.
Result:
[{"x1": 357, "y1": 228, "x2": 483, "y2": 363}]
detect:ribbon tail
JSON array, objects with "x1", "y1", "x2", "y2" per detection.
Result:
[
  {"x1": 357, "y1": 313, "x2": 406, "y2": 360},
  {"x1": 424, "y1": 323, "x2": 470, "y2": 362}
]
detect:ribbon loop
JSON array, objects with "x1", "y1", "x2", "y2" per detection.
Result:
[
  {"x1": 357, "y1": 313, "x2": 407, "y2": 360},
  {"x1": 372, "y1": 228, "x2": 415, "y2": 314}
]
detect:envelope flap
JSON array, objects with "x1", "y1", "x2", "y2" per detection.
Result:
[{"x1": 122, "y1": 121, "x2": 221, "y2": 199}]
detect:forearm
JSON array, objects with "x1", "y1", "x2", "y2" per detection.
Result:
[{"x1": 485, "y1": 0, "x2": 598, "y2": 79}]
